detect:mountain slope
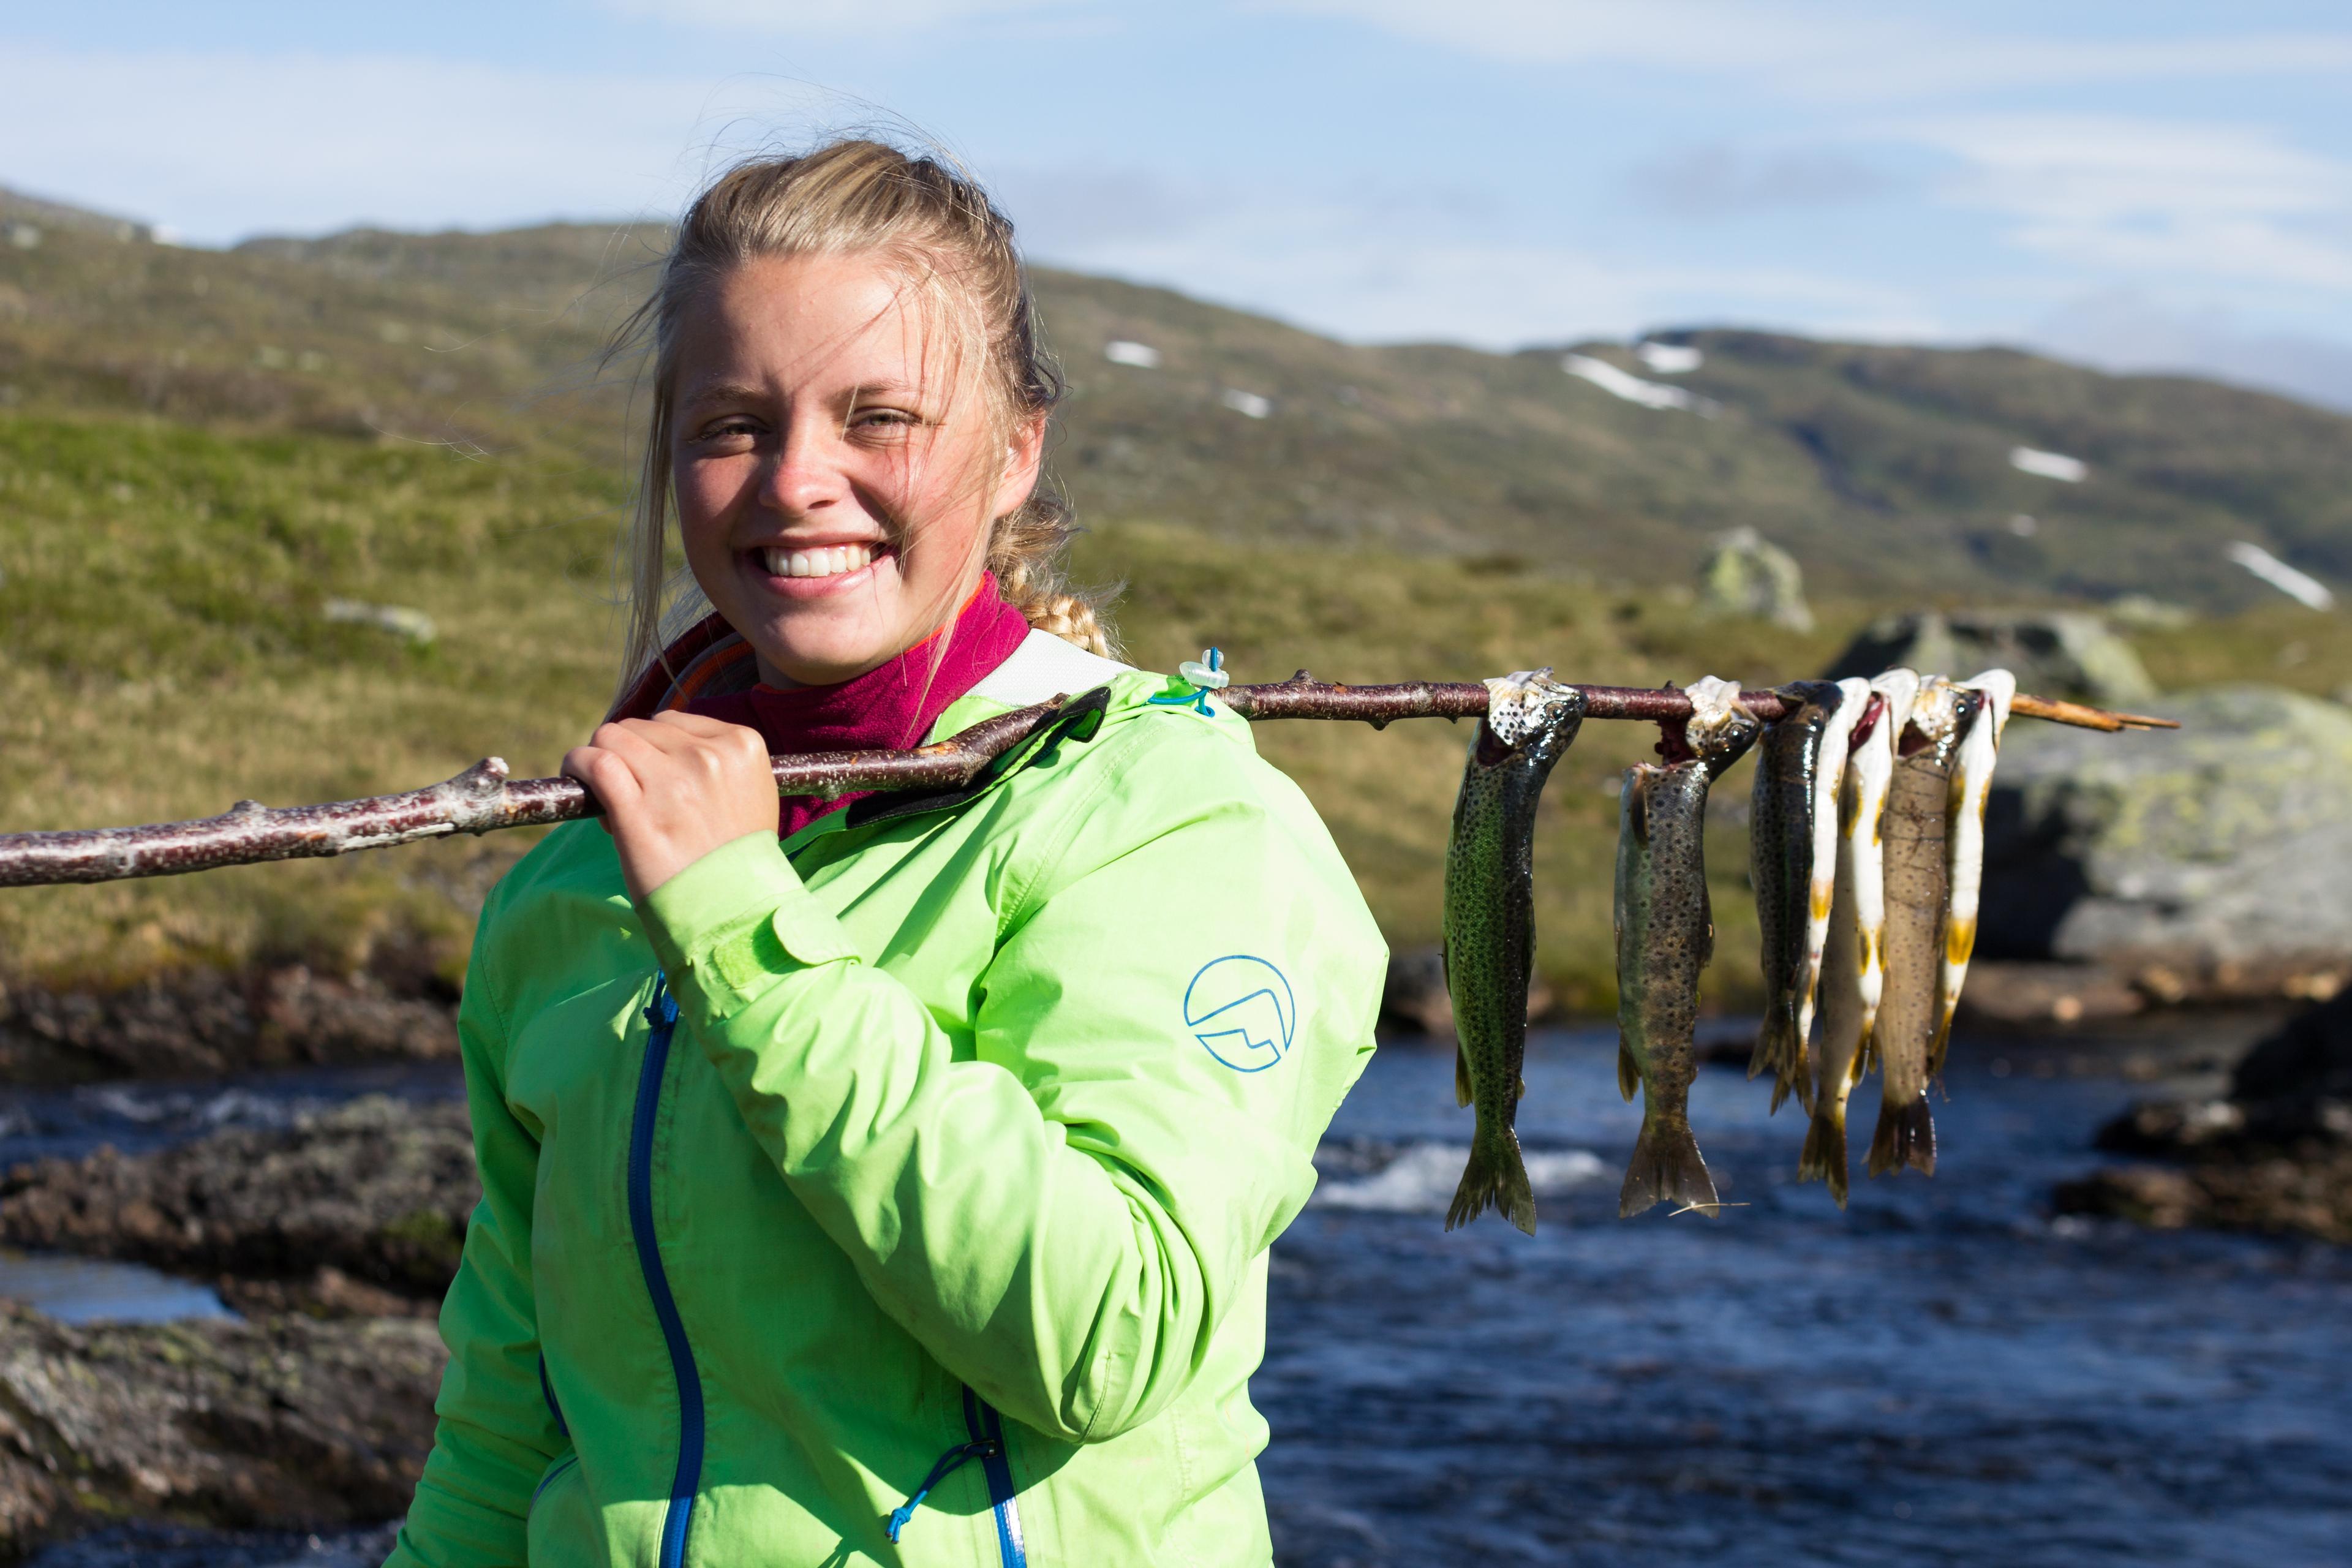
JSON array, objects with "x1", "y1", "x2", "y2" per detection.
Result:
[{"x1": 2, "y1": 194, "x2": 2348, "y2": 615}]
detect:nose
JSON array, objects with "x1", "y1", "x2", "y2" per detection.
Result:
[{"x1": 757, "y1": 420, "x2": 845, "y2": 517}]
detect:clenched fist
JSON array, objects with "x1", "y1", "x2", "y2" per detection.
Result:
[{"x1": 562, "y1": 712, "x2": 778, "y2": 899}]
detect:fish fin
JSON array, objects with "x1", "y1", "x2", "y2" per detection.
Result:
[
  {"x1": 1446, "y1": 1126, "x2": 1537, "y2": 1235},
  {"x1": 1866, "y1": 1096, "x2": 1937, "y2": 1178},
  {"x1": 1926, "y1": 1017, "x2": 1954, "y2": 1080},
  {"x1": 1517, "y1": 1074, "x2": 1528, "y2": 1102},
  {"x1": 1618, "y1": 1112, "x2": 1717, "y2": 1219},
  {"x1": 1454, "y1": 1044, "x2": 1472, "y2": 1109},
  {"x1": 1616, "y1": 1041, "x2": 1640, "y2": 1102},
  {"x1": 1796, "y1": 1103, "x2": 1850, "y2": 1208}
]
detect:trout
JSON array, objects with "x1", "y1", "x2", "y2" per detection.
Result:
[
  {"x1": 1442, "y1": 669, "x2": 1588, "y2": 1234},
  {"x1": 1748, "y1": 680, "x2": 1857, "y2": 1114},
  {"x1": 1868, "y1": 677, "x2": 1970, "y2": 1178},
  {"x1": 1798, "y1": 671, "x2": 1912, "y2": 1205},
  {"x1": 1615, "y1": 676, "x2": 1761, "y2": 1218},
  {"x1": 1930, "y1": 668, "x2": 2018, "y2": 1079}
]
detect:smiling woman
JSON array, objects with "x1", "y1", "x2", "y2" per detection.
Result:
[{"x1": 383, "y1": 139, "x2": 1388, "y2": 1568}]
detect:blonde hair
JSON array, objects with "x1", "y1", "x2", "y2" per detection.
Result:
[{"x1": 609, "y1": 138, "x2": 1115, "y2": 701}]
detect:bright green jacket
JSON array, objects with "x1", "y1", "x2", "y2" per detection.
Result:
[{"x1": 386, "y1": 633, "x2": 1385, "y2": 1568}]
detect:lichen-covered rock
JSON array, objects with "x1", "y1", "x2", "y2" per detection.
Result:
[
  {"x1": 1824, "y1": 608, "x2": 2155, "y2": 706},
  {"x1": 0, "y1": 1300, "x2": 442, "y2": 1558},
  {"x1": 1695, "y1": 527, "x2": 1813, "y2": 631},
  {"x1": 0, "y1": 1096, "x2": 477, "y2": 1301},
  {"x1": 1980, "y1": 684, "x2": 2352, "y2": 995}
]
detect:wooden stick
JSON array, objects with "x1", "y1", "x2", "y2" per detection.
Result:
[{"x1": 0, "y1": 676, "x2": 2174, "y2": 888}]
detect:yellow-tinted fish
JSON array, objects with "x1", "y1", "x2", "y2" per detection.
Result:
[
  {"x1": 1799, "y1": 671, "x2": 1912, "y2": 1204},
  {"x1": 1930, "y1": 668, "x2": 2017, "y2": 1079}
]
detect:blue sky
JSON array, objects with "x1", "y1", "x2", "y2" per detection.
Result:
[{"x1": 6, "y1": 1, "x2": 2351, "y2": 407}]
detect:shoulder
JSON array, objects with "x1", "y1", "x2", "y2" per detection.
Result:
[
  {"x1": 963, "y1": 628, "x2": 1137, "y2": 708},
  {"x1": 465, "y1": 821, "x2": 630, "y2": 1004}
]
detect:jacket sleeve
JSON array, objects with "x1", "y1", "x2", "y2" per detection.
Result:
[
  {"x1": 386, "y1": 907, "x2": 567, "y2": 1567},
  {"x1": 639, "y1": 737, "x2": 1380, "y2": 1444}
]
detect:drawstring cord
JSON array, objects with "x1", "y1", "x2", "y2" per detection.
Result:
[{"x1": 884, "y1": 1435, "x2": 1003, "y2": 1544}]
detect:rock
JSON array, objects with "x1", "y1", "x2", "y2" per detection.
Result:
[
  {"x1": 2054, "y1": 1148, "x2": 2352, "y2": 1243},
  {"x1": 1980, "y1": 685, "x2": 2352, "y2": 996},
  {"x1": 1953, "y1": 960, "x2": 2146, "y2": 1028},
  {"x1": 0, "y1": 1096, "x2": 477, "y2": 1301},
  {"x1": 1695, "y1": 527, "x2": 1813, "y2": 631},
  {"x1": 1823, "y1": 609, "x2": 2155, "y2": 706},
  {"x1": 0, "y1": 1299, "x2": 442, "y2": 1558},
  {"x1": 0, "y1": 967, "x2": 456, "y2": 1084},
  {"x1": 2232, "y1": 985, "x2": 2352, "y2": 1102}
]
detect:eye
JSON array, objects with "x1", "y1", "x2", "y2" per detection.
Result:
[
  {"x1": 688, "y1": 416, "x2": 761, "y2": 448},
  {"x1": 848, "y1": 404, "x2": 924, "y2": 434}
]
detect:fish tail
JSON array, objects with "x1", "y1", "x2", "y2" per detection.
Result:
[
  {"x1": 1446, "y1": 1122, "x2": 1537, "y2": 1235},
  {"x1": 1752, "y1": 1014, "x2": 1814, "y2": 1116},
  {"x1": 1866, "y1": 1095, "x2": 1937, "y2": 1177},
  {"x1": 1796, "y1": 1101, "x2": 1850, "y2": 1208},
  {"x1": 1618, "y1": 1110, "x2": 1718, "y2": 1219}
]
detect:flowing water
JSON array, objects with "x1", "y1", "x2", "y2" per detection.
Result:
[{"x1": 8, "y1": 1035, "x2": 2350, "y2": 1567}]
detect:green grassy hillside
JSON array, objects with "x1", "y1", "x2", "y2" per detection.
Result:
[{"x1": 3, "y1": 190, "x2": 2350, "y2": 1011}]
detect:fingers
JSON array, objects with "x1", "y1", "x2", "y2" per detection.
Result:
[{"x1": 560, "y1": 743, "x2": 647, "y2": 824}]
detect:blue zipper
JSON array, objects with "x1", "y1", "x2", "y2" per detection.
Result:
[
  {"x1": 629, "y1": 974, "x2": 702, "y2": 1568},
  {"x1": 963, "y1": 1387, "x2": 1028, "y2": 1568}
]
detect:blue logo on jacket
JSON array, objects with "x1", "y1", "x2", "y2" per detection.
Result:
[{"x1": 1184, "y1": 956, "x2": 1296, "y2": 1072}]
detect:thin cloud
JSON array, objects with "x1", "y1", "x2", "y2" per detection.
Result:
[
  {"x1": 1627, "y1": 145, "x2": 1897, "y2": 217},
  {"x1": 597, "y1": 0, "x2": 1098, "y2": 36},
  {"x1": 1266, "y1": 0, "x2": 2352, "y2": 102},
  {"x1": 1908, "y1": 114, "x2": 2352, "y2": 293}
]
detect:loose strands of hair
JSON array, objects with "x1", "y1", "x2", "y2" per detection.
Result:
[{"x1": 605, "y1": 138, "x2": 1117, "y2": 708}]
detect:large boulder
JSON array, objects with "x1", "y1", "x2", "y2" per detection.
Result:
[
  {"x1": 1825, "y1": 609, "x2": 2155, "y2": 706},
  {"x1": 1695, "y1": 527, "x2": 1813, "y2": 631},
  {"x1": 1980, "y1": 684, "x2": 2352, "y2": 997}
]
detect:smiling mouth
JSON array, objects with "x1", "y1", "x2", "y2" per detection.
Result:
[{"x1": 758, "y1": 543, "x2": 881, "y2": 580}]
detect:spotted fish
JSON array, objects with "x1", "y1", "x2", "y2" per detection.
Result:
[
  {"x1": 1798, "y1": 671, "x2": 1912, "y2": 1205},
  {"x1": 1615, "y1": 677, "x2": 1761, "y2": 1218},
  {"x1": 1443, "y1": 669, "x2": 1588, "y2": 1234},
  {"x1": 1748, "y1": 680, "x2": 1858, "y2": 1114},
  {"x1": 1868, "y1": 677, "x2": 1974, "y2": 1178}
]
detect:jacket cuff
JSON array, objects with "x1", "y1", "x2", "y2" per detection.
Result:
[{"x1": 638, "y1": 832, "x2": 858, "y2": 1019}]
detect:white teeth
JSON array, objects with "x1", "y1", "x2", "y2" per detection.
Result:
[{"x1": 761, "y1": 544, "x2": 874, "y2": 579}]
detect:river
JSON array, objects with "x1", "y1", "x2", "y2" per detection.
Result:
[{"x1": 7, "y1": 1028, "x2": 2348, "y2": 1566}]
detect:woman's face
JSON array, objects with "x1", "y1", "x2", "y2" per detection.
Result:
[{"x1": 668, "y1": 251, "x2": 1042, "y2": 687}]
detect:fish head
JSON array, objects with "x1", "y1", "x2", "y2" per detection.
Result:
[
  {"x1": 1868, "y1": 668, "x2": 1921, "y2": 739},
  {"x1": 1682, "y1": 676, "x2": 1762, "y2": 774},
  {"x1": 1907, "y1": 676, "x2": 1961, "y2": 747},
  {"x1": 1961, "y1": 668, "x2": 2018, "y2": 747},
  {"x1": 1480, "y1": 668, "x2": 1588, "y2": 763}
]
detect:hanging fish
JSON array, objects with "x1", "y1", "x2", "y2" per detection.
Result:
[
  {"x1": 1615, "y1": 677, "x2": 1761, "y2": 1218},
  {"x1": 1443, "y1": 670, "x2": 1588, "y2": 1234},
  {"x1": 1748, "y1": 680, "x2": 1860, "y2": 1114},
  {"x1": 1868, "y1": 676, "x2": 1972, "y2": 1179},
  {"x1": 1929, "y1": 668, "x2": 2018, "y2": 1080},
  {"x1": 1798, "y1": 671, "x2": 1913, "y2": 1205}
]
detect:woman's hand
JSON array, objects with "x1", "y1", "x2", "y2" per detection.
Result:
[{"x1": 563, "y1": 712, "x2": 778, "y2": 899}]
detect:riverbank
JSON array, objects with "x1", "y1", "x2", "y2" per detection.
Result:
[{"x1": 0, "y1": 1022, "x2": 2343, "y2": 1564}]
